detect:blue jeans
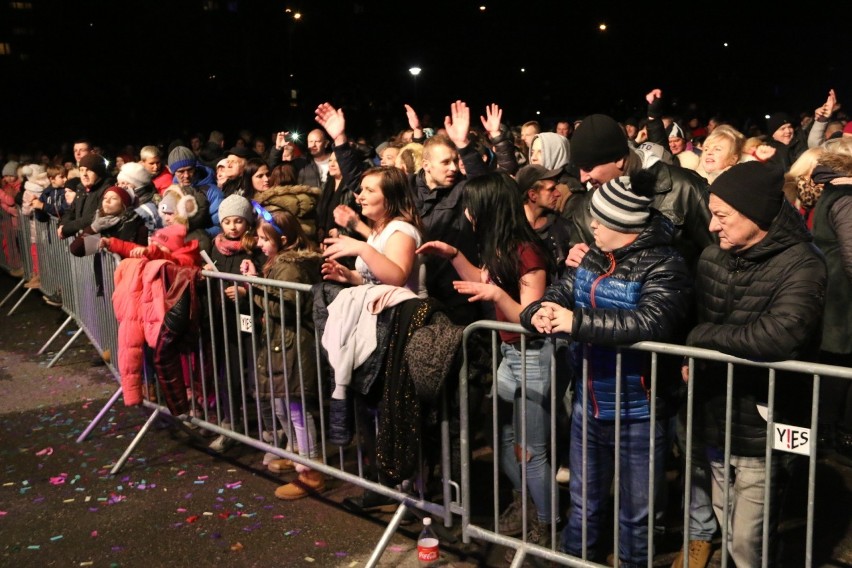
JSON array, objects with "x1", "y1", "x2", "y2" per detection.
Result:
[
  {"x1": 674, "y1": 415, "x2": 717, "y2": 541},
  {"x1": 562, "y1": 401, "x2": 668, "y2": 566},
  {"x1": 496, "y1": 339, "x2": 555, "y2": 523}
]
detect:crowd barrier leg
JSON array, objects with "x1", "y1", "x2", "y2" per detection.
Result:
[
  {"x1": 0, "y1": 279, "x2": 26, "y2": 312},
  {"x1": 75, "y1": 385, "x2": 123, "y2": 443},
  {"x1": 6, "y1": 286, "x2": 34, "y2": 315},
  {"x1": 45, "y1": 327, "x2": 84, "y2": 368},
  {"x1": 365, "y1": 502, "x2": 412, "y2": 568},
  {"x1": 36, "y1": 314, "x2": 76, "y2": 355},
  {"x1": 108, "y1": 405, "x2": 167, "y2": 475}
]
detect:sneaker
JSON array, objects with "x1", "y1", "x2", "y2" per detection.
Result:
[
  {"x1": 274, "y1": 470, "x2": 325, "y2": 500},
  {"x1": 9, "y1": 267, "x2": 23, "y2": 278},
  {"x1": 43, "y1": 293, "x2": 62, "y2": 307},
  {"x1": 267, "y1": 458, "x2": 296, "y2": 473},
  {"x1": 262, "y1": 451, "x2": 278, "y2": 465},
  {"x1": 556, "y1": 466, "x2": 571, "y2": 485},
  {"x1": 209, "y1": 421, "x2": 235, "y2": 453},
  {"x1": 498, "y1": 490, "x2": 535, "y2": 537},
  {"x1": 671, "y1": 540, "x2": 712, "y2": 568},
  {"x1": 24, "y1": 275, "x2": 41, "y2": 289},
  {"x1": 342, "y1": 489, "x2": 398, "y2": 514},
  {"x1": 261, "y1": 428, "x2": 286, "y2": 444}
]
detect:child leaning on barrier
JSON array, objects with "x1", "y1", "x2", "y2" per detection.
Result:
[
  {"x1": 69, "y1": 185, "x2": 147, "y2": 257},
  {"x1": 110, "y1": 222, "x2": 204, "y2": 416},
  {"x1": 202, "y1": 194, "x2": 263, "y2": 453},
  {"x1": 241, "y1": 205, "x2": 325, "y2": 500},
  {"x1": 33, "y1": 165, "x2": 69, "y2": 221},
  {"x1": 519, "y1": 172, "x2": 692, "y2": 566}
]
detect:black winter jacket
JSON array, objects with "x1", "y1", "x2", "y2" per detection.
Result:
[
  {"x1": 567, "y1": 149, "x2": 715, "y2": 269},
  {"x1": 687, "y1": 200, "x2": 827, "y2": 456},
  {"x1": 60, "y1": 176, "x2": 114, "y2": 237},
  {"x1": 410, "y1": 143, "x2": 490, "y2": 323}
]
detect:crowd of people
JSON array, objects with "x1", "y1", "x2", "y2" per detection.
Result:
[{"x1": 2, "y1": 87, "x2": 851, "y2": 568}]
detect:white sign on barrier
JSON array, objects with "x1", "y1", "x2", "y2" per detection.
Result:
[{"x1": 757, "y1": 403, "x2": 812, "y2": 456}]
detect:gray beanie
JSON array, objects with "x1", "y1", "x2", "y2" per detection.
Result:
[
  {"x1": 167, "y1": 146, "x2": 196, "y2": 173},
  {"x1": 1, "y1": 161, "x2": 18, "y2": 177},
  {"x1": 218, "y1": 194, "x2": 254, "y2": 223}
]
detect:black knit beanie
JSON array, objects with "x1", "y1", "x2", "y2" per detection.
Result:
[
  {"x1": 766, "y1": 112, "x2": 791, "y2": 136},
  {"x1": 79, "y1": 154, "x2": 108, "y2": 178},
  {"x1": 710, "y1": 162, "x2": 784, "y2": 230},
  {"x1": 570, "y1": 114, "x2": 629, "y2": 170}
]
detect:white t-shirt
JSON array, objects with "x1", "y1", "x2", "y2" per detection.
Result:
[
  {"x1": 355, "y1": 219, "x2": 427, "y2": 298},
  {"x1": 315, "y1": 156, "x2": 330, "y2": 185}
]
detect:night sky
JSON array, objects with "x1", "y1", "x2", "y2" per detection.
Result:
[{"x1": 1, "y1": 1, "x2": 847, "y2": 157}]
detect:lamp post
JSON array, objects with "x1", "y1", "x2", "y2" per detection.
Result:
[{"x1": 409, "y1": 66, "x2": 421, "y2": 102}]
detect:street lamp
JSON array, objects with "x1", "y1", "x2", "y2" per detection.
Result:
[{"x1": 409, "y1": 66, "x2": 421, "y2": 102}]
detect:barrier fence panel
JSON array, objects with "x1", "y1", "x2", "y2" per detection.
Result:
[
  {"x1": 8, "y1": 218, "x2": 852, "y2": 567},
  {"x1": 0, "y1": 206, "x2": 26, "y2": 310},
  {"x1": 98, "y1": 267, "x2": 459, "y2": 567},
  {"x1": 457, "y1": 321, "x2": 852, "y2": 568}
]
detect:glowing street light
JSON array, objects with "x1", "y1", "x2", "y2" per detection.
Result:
[{"x1": 409, "y1": 66, "x2": 422, "y2": 101}]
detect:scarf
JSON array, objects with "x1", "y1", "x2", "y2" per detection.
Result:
[{"x1": 213, "y1": 234, "x2": 246, "y2": 256}]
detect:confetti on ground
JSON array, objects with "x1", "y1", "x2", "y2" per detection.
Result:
[
  {"x1": 335, "y1": 551, "x2": 348, "y2": 557},
  {"x1": 230, "y1": 542, "x2": 244, "y2": 552},
  {"x1": 305, "y1": 557, "x2": 315, "y2": 563},
  {"x1": 36, "y1": 447, "x2": 53, "y2": 456},
  {"x1": 27, "y1": 545, "x2": 40, "y2": 550},
  {"x1": 50, "y1": 535, "x2": 63, "y2": 541},
  {"x1": 389, "y1": 545, "x2": 405, "y2": 552},
  {"x1": 314, "y1": 541, "x2": 327, "y2": 547}
]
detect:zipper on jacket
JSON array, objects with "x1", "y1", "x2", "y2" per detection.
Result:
[
  {"x1": 589, "y1": 252, "x2": 616, "y2": 308},
  {"x1": 587, "y1": 252, "x2": 616, "y2": 417},
  {"x1": 725, "y1": 257, "x2": 742, "y2": 315}
]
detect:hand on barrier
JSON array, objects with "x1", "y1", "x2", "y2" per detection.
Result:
[{"x1": 240, "y1": 259, "x2": 256, "y2": 277}]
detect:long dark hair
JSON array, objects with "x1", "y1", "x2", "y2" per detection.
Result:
[
  {"x1": 240, "y1": 157, "x2": 269, "y2": 200},
  {"x1": 360, "y1": 166, "x2": 423, "y2": 234},
  {"x1": 462, "y1": 171, "x2": 553, "y2": 299}
]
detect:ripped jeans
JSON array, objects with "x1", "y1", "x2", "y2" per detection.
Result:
[{"x1": 496, "y1": 339, "x2": 556, "y2": 524}]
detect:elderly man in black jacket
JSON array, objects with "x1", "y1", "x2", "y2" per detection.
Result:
[{"x1": 686, "y1": 161, "x2": 826, "y2": 567}]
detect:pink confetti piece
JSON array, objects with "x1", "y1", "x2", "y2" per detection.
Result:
[
  {"x1": 314, "y1": 541, "x2": 327, "y2": 547},
  {"x1": 50, "y1": 473, "x2": 68, "y2": 485},
  {"x1": 225, "y1": 482, "x2": 242, "y2": 489},
  {"x1": 35, "y1": 447, "x2": 54, "y2": 456},
  {"x1": 90, "y1": 531, "x2": 98, "y2": 537}
]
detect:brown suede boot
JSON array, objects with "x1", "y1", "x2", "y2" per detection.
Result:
[
  {"x1": 274, "y1": 469, "x2": 325, "y2": 500},
  {"x1": 671, "y1": 540, "x2": 712, "y2": 568}
]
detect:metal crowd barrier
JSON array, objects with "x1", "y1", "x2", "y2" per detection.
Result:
[
  {"x1": 457, "y1": 321, "x2": 852, "y2": 568},
  {"x1": 91, "y1": 268, "x2": 460, "y2": 568},
  {"x1": 7, "y1": 211, "x2": 851, "y2": 567},
  {"x1": 0, "y1": 206, "x2": 27, "y2": 311}
]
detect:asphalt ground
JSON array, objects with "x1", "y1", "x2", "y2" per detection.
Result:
[{"x1": 1, "y1": 271, "x2": 850, "y2": 568}]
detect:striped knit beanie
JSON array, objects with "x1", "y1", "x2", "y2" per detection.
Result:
[{"x1": 590, "y1": 175, "x2": 652, "y2": 233}]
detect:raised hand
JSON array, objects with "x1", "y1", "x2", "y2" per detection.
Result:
[
  {"x1": 404, "y1": 104, "x2": 421, "y2": 130},
  {"x1": 444, "y1": 100, "x2": 471, "y2": 148},
  {"x1": 480, "y1": 103, "x2": 503, "y2": 137},
  {"x1": 315, "y1": 102, "x2": 346, "y2": 143}
]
